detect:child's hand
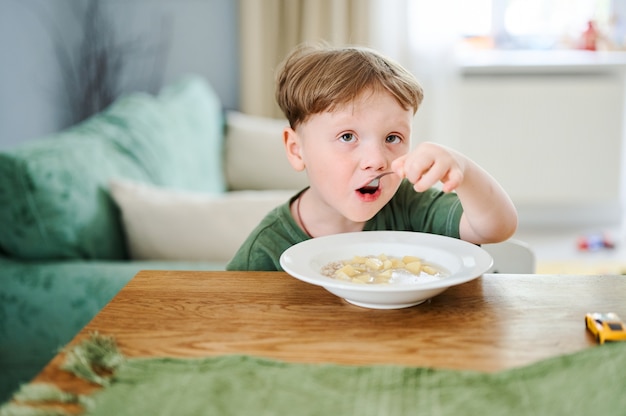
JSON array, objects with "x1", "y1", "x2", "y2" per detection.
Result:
[
  {"x1": 392, "y1": 141, "x2": 518, "y2": 244},
  {"x1": 391, "y1": 142, "x2": 466, "y2": 193}
]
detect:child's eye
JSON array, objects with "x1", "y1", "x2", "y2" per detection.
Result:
[
  {"x1": 339, "y1": 133, "x2": 356, "y2": 143},
  {"x1": 386, "y1": 135, "x2": 402, "y2": 144}
]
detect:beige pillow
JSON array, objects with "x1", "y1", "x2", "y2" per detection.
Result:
[
  {"x1": 224, "y1": 111, "x2": 308, "y2": 191},
  {"x1": 109, "y1": 179, "x2": 296, "y2": 262}
]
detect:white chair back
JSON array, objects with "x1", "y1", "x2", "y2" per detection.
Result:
[{"x1": 482, "y1": 239, "x2": 536, "y2": 274}]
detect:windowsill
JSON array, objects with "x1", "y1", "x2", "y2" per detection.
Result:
[{"x1": 457, "y1": 49, "x2": 626, "y2": 75}]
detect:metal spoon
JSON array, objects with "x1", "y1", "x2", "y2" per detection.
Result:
[{"x1": 360, "y1": 172, "x2": 395, "y2": 192}]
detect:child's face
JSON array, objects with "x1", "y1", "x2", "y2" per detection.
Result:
[{"x1": 286, "y1": 89, "x2": 412, "y2": 224}]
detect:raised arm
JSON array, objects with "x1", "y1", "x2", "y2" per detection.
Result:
[{"x1": 391, "y1": 142, "x2": 518, "y2": 244}]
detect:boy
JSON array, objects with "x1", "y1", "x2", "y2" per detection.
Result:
[{"x1": 227, "y1": 44, "x2": 518, "y2": 271}]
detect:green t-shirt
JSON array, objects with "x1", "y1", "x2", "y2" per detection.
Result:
[{"x1": 226, "y1": 180, "x2": 463, "y2": 271}]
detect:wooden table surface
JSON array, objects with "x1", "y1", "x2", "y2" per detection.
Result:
[{"x1": 33, "y1": 271, "x2": 626, "y2": 396}]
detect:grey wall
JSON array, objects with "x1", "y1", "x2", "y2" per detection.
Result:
[{"x1": 0, "y1": 0, "x2": 239, "y2": 149}]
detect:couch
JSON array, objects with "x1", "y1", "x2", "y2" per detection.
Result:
[{"x1": 0, "y1": 76, "x2": 307, "y2": 401}]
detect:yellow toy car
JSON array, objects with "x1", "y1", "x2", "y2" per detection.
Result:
[{"x1": 585, "y1": 312, "x2": 626, "y2": 344}]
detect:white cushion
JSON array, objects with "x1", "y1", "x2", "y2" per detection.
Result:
[
  {"x1": 109, "y1": 178, "x2": 295, "y2": 262},
  {"x1": 224, "y1": 111, "x2": 308, "y2": 191}
]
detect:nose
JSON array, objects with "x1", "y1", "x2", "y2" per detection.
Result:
[{"x1": 359, "y1": 140, "x2": 389, "y2": 172}]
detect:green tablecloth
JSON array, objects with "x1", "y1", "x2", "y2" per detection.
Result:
[
  {"x1": 88, "y1": 344, "x2": 625, "y2": 415},
  {"x1": 4, "y1": 341, "x2": 626, "y2": 415}
]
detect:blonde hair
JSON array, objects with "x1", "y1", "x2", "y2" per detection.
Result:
[{"x1": 275, "y1": 44, "x2": 424, "y2": 128}]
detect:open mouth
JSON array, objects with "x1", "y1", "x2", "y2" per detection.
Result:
[
  {"x1": 358, "y1": 186, "x2": 378, "y2": 195},
  {"x1": 357, "y1": 178, "x2": 380, "y2": 195}
]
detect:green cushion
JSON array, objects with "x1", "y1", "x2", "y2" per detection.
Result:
[
  {"x1": 0, "y1": 76, "x2": 225, "y2": 261},
  {"x1": 156, "y1": 76, "x2": 226, "y2": 193},
  {"x1": 105, "y1": 76, "x2": 226, "y2": 193},
  {"x1": 0, "y1": 128, "x2": 150, "y2": 260}
]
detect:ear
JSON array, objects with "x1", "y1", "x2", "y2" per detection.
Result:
[{"x1": 283, "y1": 127, "x2": 306, "y2": 172}]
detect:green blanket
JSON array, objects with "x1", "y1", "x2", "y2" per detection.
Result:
[{"x1": 4, "y1": 340, "x2": 626, "y2": 415}]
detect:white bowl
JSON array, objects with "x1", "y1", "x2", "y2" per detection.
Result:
[{"x1": 279, "y1": 231, "x2": 493, "y2": 309}]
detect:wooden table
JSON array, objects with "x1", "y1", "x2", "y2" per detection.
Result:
[{"x1": 33, "y1": 271, "x2": 626, "y2": 396}]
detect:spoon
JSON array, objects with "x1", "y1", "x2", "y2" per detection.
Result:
[{"x1": 360, "y1": 172, "x2": 395, "y2": 192}]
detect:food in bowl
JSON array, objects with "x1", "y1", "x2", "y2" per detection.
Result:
[
  {"x1": 321, "y1": 254, "x2": 448, "y2": 284},
  {"x1": 280, "y1": 231, "x2": 493, "y2": 309}
]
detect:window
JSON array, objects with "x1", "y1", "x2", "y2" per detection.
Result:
[{"x1": 459, "y1": 0, "x2": 619, "y2": 50}]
